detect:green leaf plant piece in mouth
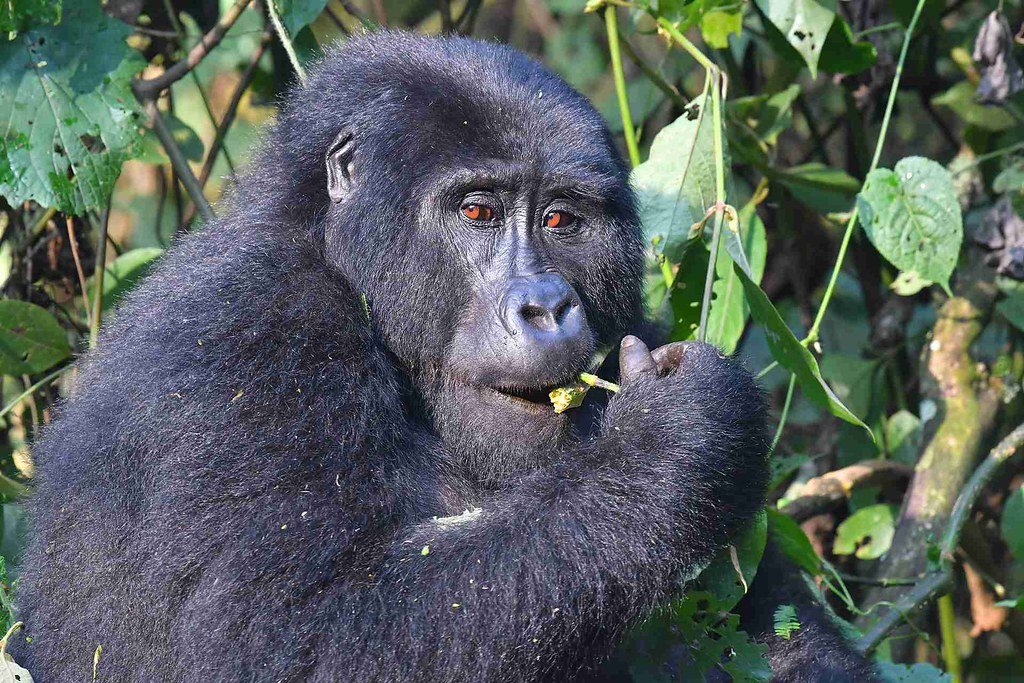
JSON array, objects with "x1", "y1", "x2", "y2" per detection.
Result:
[{"x1": 548, "y1": 372, "x2": 621, "y2": 414}]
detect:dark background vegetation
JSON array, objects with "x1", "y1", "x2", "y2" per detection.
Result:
[{"x1": 2, "y1": 0, "x2": 1024, "y2": 680}]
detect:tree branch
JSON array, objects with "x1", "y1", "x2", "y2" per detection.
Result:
[{"x1": 780, "y1": 460, "x2": 913, "y2": 522}]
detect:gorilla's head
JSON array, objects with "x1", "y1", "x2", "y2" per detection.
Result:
[{"x1": 261, "y1": 32, "x2": 644, "y2": 478}]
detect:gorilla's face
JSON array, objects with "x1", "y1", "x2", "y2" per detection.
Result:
[{"x1": 317, "y1": 39, "x2": 643, "y2": 476}]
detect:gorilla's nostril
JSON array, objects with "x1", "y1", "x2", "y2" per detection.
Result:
[
  {"x1": 553, "y1": 298, "x2": 575, "y2": 323},
  {"x1": 520, "y1": 303, "x2": 556, "y2": 331}
]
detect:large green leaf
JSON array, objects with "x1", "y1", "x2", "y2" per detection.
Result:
[
  {"x1": 632, "y1": 93, "x2": 719, "y2": 261},
  {"x1": 857, "y1": 157, "x2": 963, "y2": 296},
  {"x1": 0, "y1": 0, "x2": 146, "y2": 214},
  {"x1": 833, "y1": 503, "x2": 896, "y2": 560},
  {"x1": 0, "y1": 0, "x2": 61, "y2": 32},
  {"x1": 754, "y1": 0, "x2": 837, "y2": 77},
  {"x1": 732, "y1": 263, "x2": 869, "y2": 431},
  {"x1": 818, "y1": 16, "x2": 876, "y2": 74},
  {"x1": 273, "y1": 0, "x2": 329, "y2": 35},
  {"x1": 706, "y1": 202, "x2": 767, "y2": 354},
  {"x1": 0, "y1": 300, "x2": 71, "y2": 376},
  {"x1": 933, "y1": 81, "x2": 1018, "y2": 132},
  {"x1": 690, "y1": 509, "x2": 768, "y2": 611},
  {"x1": 877, "y1": 662, "x2": 952, "y2": 683}
]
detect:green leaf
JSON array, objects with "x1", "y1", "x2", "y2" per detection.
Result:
[
  {"x1": 1001, "y1": 485, "x2": 1024, "y2": 560},
  {"x1": 885, "y1": 410, "x2": 921, "y2": 465},
  {"x1": 0, "y1": 300, "x2": 71, "y2": 376},
  {"x1": 932, "y1": 81, "x2": 1018, "y2": 132},
  {"x1": 667, "y1": 238, "x2": 710, "y2": 341},
  {"x1": 632, "y1": 93, "x2": 719, "y2": 261},
  {"x1": 0, "y1": 0, "x2": 61, "y2": 32},
  {"x1": 767, "y1": 507, "x2": 822, "y2": 574},
  {"x1": 994, "y1": 158, "x2": 1024, "y2": 196},
  {"x1": 272, "y1": 0, "x2": 329, "y2": 36},
  {"x1": 754, "y1": 0, "x2": 837, "y2": 77},
  {"x1": 774, "y1": 162, "x2": 860, "y2": 214},
  {"x1": 728, "y1": 84, "x2": 801, "y2": 147},
  {"x1": 772, "y1": 604, "x2": 800, "y2": 640},
  {"x1": 732, "y1": 264, "x2": 869, "y2": 431},
  {"x1": 690, "y1": 509, "x2": 768, "y2": 611},
  {"x1": 0, "y1": 0, "x2": 146, "y2": 214},
  {"x1": 998, "y1": 293, "x2": 1024, "y2": 333},
  {"x1": 833, "y1": 503, "x2": 896, "y2": 559},
  {"x1": 877, "y1": 661, "x2": 952, "y2": 682},
  {"x1": 91, "y1": 247, "x2": 164, "y2": 311},
  {"x1": 707, "y1": 202, "x2": 767, "y2": 354},
  {"x1": 857, "y1": 157, "x2": 964, "y2": 296},
  {"x1": 818, "y1": 16, "x2": 877, "y2": 74},
  {"x1": 700, "y1": 6, "x2": 743, "y2": 48}
]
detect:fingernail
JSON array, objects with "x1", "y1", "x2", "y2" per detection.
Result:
[{"x1": 622, "y1": 335, "x2": 637, "y2": 347}]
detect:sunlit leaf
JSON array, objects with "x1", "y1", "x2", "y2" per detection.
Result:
[
  {"x1": 754, "y1": 0, "x2": 837, "y2": 77},
  {"x1": 857, "y1": 157, "x2": 963, "y2": 296},
  {"x1": 933, "y1": 81, "x2": 1018, "y2": 132},
  {"x1": 0, "y1": 0, "x2": 61, "y2": 32},
  {"x1": 272, "y1": 0, "x2": 329, "y2": 35},
  {"x1": 833, "y1": 503, "x2": 896, "y2": 560}
]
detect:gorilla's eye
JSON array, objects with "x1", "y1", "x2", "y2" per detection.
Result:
[
  {"x1": 461, "y1": 204, "x2": 496, "y2": 223},
  {"x1": 544, "y1": 210, "x2": 576, "y2": 231}
]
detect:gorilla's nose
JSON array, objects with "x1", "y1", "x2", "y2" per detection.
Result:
[{"x1": 502, "y1": 274, "x2": 583, "y2": 344}]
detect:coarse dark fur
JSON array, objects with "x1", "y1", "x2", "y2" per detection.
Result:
[{"x1": 14, "y1": 32, "x2": 877, "y2": 682}]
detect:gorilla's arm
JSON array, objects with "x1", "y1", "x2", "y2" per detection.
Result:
[{"x1": 735, "y1": 542, "x2": 881, "y2": 682}]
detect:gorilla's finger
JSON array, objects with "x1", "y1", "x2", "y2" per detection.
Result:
[
  {"x1": 619, "y1": 335, "x2": 657, "y2": 382},
  {"x1": 651, "y1": 342, "x2": 694, "y2": 373}
]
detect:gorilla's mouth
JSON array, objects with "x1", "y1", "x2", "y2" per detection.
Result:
[{"x1": 488, "y1": 383, "x2": 564, "y2": 412}]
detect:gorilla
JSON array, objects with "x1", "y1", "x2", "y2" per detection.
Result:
[{"x1": 14, "y1": 31, "x2": 877, "y2": 682}]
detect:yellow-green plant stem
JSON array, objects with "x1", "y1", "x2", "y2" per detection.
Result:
[
  {"x1": 657, "y1": 20, "x2": 727, "y2": 344},
  {"x1": 268, "y1": 0, "x2": 307, "y2": 83},
  {"x1": 605, "y1": 6, "x2": 640, "y2": 168},
  {"x1": 771, "y1": 374, "x2": 796, "y2": 451},
  {"x1": 89, "y1": 207, "x2": 110, "y2": 348},
  {"x1": 937, "y1": 594, "x2": 963, "y2": 683},
  {"x1": 804, "y1": 0, "x2": 928, "y2": 346},
  {"x1": 0, "y1": 366, "x2": 72, "y2": 422}
]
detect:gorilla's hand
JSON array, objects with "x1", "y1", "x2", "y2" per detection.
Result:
[{"x1": 602, "y1": 334, "x2": 770, "y2": 568}]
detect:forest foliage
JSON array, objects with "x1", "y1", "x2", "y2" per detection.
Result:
[{"x1": 3, "y1": 0, "x2": 1024, "y2": 680}]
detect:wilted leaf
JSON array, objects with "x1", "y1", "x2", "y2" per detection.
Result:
[
  {"x1": 0, "y1": 0, "x2": 146, "y2": 214},
  {"x1": 834, "y1": 503, "x2": 896, "y2": 559},
  {"x1": 0, "y1": 300, "x2": 71, "y2": 376},
  {"x1": 732, "y1": 264, "x2": 870, "y2": 431},
  {"x1": 754, "y1": 0, "x2": 837, "y2": 77},
  {"x1": 0, "y1": 0, "x2": 60, "y2": 32},
  {"x1": 857, "y1": 157, "x2": 963, "y2": 296},
  {"x1": 972, "y1": 10, "x2": 1024, "y2": 104},
  {"x1": 974, "y1": 198, "x2": 1024, "y2": 280}
]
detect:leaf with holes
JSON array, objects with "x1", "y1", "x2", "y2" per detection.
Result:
[
  {"x1": 0, "y1": 0, "x2": 146, "y2": 214},
  {"x1": 0, "y1": 300, "x2": 71, "y2": 376},
  {"x1": 857, "y1": 157, "x2": 963, "y2": 296},
  {"x1": 834, "y1": 503, "x2": 897, "y2": 560},
  {"x1": 754, "y1": 0, "x2": 837, "y2": 77}
]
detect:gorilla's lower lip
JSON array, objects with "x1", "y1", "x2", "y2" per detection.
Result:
[{"x1": 486, "y1": 384, "x2": 562, "y2": 412}]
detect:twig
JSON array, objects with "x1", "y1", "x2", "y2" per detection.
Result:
[
  {"x1": 267, "y1": 0, "x2": 307, "y2": 82},
  {"x1": 605, "y1": 6, "x2": 640, "y2": 168},
  {"x1": 857, "y1": 422, "x2": 1024, "y2": 653},
  {"x1": 199, "y1": 27, "x2": 274, "y2": 188},
  {"x1": 135, "y1": 98, "x2": 214, "y2": 223},
  {"x1": 133, "y1": 0, "x2": 253, "y2": 100},
  {"x1": 780, "y1": 460, "x2": 913, "y2": 522},
  {"x1": 89, "y1": 198, "x2": 111, "y2": 347},
  {"x1": 64, "y1": 217, "x2": 93, "y2": 329}
]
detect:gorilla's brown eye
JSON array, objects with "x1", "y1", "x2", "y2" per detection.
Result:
[
  {"x1": 462, "y1": 204, "x2": 494, "y2": 222},
  {"x1": 544, "y1": 210, "x2": 575, "y2": 231}
]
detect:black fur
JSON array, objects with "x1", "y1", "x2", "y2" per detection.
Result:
[{"x1": 14, "y1": 32, "x2": 871, "y2": 682}]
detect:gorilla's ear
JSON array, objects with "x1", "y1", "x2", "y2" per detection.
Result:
[{"x1": 326, "y1": 130, "x2": 356, "y2": 203}]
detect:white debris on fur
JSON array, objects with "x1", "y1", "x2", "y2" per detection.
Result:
[{"x1": 435, "y1": 508, "x2": 482, "y2": 527}]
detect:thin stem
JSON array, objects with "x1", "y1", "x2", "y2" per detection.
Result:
[
  {"x1": 618, "y1": 31, "x2": 688, "y2": 110},
  {"x1": 605, "y1": 6, "x2": 640, "y2": 168},
  {"x1": 0, "y1": 366, "x2": 72, "y2": 422},
  {"x1": 64, "y1": 218, "x2": 93, "y2": 329},
  {"x1": 771, "y1": 374, "x2": 797, "y2": 451},
  {"x1": 937, "y1": 594, "x2": 963, "y2": 683},
  {"x1": 90, "y1": 200, "x2": 111, "y2": 348},
  {"x1": 267, "y1": 0, "x2": 307, "y2": 83},
  {"x1": 804, "y1": 0, "x2": 928, "y2": 344},
  {"x1": 698, "y1": 66, "x2": 726, "y2": 343}
]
